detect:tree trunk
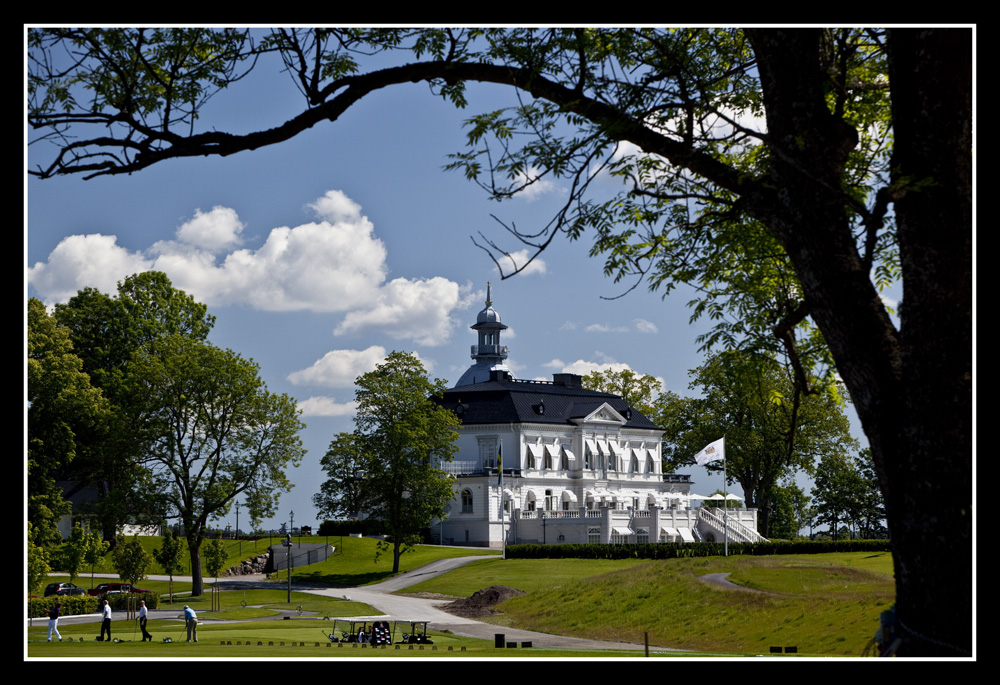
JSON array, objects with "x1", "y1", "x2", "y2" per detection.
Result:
[
  {"x1": 881, "y1": 28, "x2": 972, "y2": 658},
  {"x1": 749, "y1": 28, "x2": 972, "y2": 657},
  {"x1": 189, "y1": 542, "x2": 204, "y2": 597},
  {"x1": 392, "y1": 539, "x2": 402, "y2": 574}
]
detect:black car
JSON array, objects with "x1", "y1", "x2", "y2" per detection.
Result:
[{"x1": 44, "y1": 582, "x2": 87, "y2": 597}]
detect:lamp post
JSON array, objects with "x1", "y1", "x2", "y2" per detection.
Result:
[
  {"x1": 288, "y1": 511, "x2": 295, "y2": 602},
  {"x1": 235, "y1": 500, "x2": 241, "y2": 556},
  {"x1": 285, "y1": 532, "x2": 292, "y2": 603}
]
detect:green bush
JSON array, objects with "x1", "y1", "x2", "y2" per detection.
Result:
[
  {"x1": 28, "y1": 594, "x2": 99, "y2": 619},
  {"x1": 317, "y1": 519, "x2": 385, "y2": 536},
  {"x1": 102, "y1": 592, "x2": 159, "y2": 612}
]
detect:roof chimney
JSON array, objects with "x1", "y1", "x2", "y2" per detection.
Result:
[{"x1": 552, "y1": 373, "x2": 582, "y2": 389}]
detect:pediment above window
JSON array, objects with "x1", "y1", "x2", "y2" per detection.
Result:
[{"x1": 572, "y1": 402, "x2": 627, "y2": 426}]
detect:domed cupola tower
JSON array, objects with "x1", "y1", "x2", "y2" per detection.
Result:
[{"x1": 455, "y1": 282, "x2": 512, "y2": 386}]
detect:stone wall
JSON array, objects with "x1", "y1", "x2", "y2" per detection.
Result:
[{"x1": 224, "y1": 551, "x2": 270, "y2": 576}]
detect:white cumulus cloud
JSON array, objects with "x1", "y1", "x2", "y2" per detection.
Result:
[
  {"x1": 513, "y1": 166, "x2": 565, "y2": 202},
  {"x1": 174, "y1": 206, "x2": 245, "y2": 252},
  {"x1": 296, "y1": 396, "x2": 358, "y2": 418},
  {"x1": 496, "y1": 249, "x2": 547, "y2": 277},
  {"x1": 27, "y1": 234, "x2": 153, "y2": 304},
  {"x1": 287, "y1": 346, "x2": 388, "y2": 388},
  {"x1": 634, "y1": 318, "x2": 659, "y2": 334},
  {"x1": 27, "y1": 191, "x2": 473, "y2": 347},
  {"x1": 334, "y1": 277, "x2": 467, "y2": 347}
]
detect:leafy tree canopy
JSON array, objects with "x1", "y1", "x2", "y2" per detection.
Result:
[
  {"x1": 27, "y1": 298, "x2": 110, "y2": 546},
  {"x1": 130, "y1": 332, "x2": 305, "y2": 595},
  {"x1": 50, "y1": 272, "x2": 216, "y2": 547},
  {"x1": 581, "y1": 367, "x2": 662, "y2": 418},
  {"x1": 314, "y1": 351, "x2": 460, "y2": 573},
  {"x1": 111, "y1": 534, "x2": 153, "y2": 588},
  {"x1": 658, "y1": 350, "x2": 855, "y2": 535},
  {"x1": 204, "y1": 534, "x2": 228, "y2": 581}
]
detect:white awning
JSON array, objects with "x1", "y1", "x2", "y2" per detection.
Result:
[
  {"x1": 563, "y1": 449, "x2": 577, "y2": 463},
  {"x1": 678, "y1": 527, "x2": 695, "y2": 542},
  {"x1": 612, "y1": 526, "x2": 634, "y2": 536},
  {"x1": 545, "y1": 444, "x2": 561, "y2": 458},
  {"x1": 632, "y1": 448, "x2": 646, "y2": 468},
  {"x1": 660, "y1": 527, "x2": 678, "y2": 538},
  {"x1": 561, "y1": 491, "x2": 578, "y2": 502},
  {"x1": 584, "y1": 438, "x2": 597, "y2": 455},
  {"x1": 609, "y1": 442, "x2": 623, "y2": 455},
  {"x1": 503, "y1": 488, "x2": 515, "y2": 501},
  {"x1": 527, "y1": 444, "x2": 544, "y2": 458},
  {"x1": 597, "y1": 439, "x2": 609, "y2": 455}
]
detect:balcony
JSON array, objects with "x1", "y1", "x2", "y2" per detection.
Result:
[{"x1": 471, "y1": 344, "x2": 508, "y2": 358}]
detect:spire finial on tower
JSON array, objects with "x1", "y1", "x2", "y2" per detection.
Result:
[{"x1": 485, "y1": 281, "x2": 492, "y2": 306}]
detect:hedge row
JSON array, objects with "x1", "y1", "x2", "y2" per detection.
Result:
[
  {"x1": 504, "y1": 539, "x2": 892, "y2": 560},
  {"x1": 28, "y1": 591, "x2": 161, "y2": 619},
  {"x1": 316, "y1": 521, "x2": 442, "y2": 545},
  {"x1": 317, "y1": 519, "x2": 387, "y2": 537}
]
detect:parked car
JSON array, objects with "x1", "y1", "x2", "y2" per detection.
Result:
[
  {"x1": 44, "y1": 582, "x2": 87, "y2": 597},
  {"x1": 87, "y1": 582, "x2": 155, "y2": 597}
]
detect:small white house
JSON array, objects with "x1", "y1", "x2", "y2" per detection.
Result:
[{"x1": 431, "y1": 285, "x2": 764, "y2": 549}]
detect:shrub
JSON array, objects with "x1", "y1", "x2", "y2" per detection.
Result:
[
  {"x1": 28, "y1": 594, "x2": 99, "y2": 619},
  {"x1": 101, "y1": 591, "x2": 159, "y2": 612}
]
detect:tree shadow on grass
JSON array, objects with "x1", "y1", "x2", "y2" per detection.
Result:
[{"x1": 291, "y1": 570, "x2": 397, "y2": 588}]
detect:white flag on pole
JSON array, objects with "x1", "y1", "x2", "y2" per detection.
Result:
[{"x1": 694, "y1": 437, "x2": 725, "y2": 466}]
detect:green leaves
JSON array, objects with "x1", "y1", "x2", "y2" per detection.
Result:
[
  {"x1": 28, "y1": 298, "x2": 110, "y2": 546},
  {"x1": 132, "y1": 334, "x2": 305, "y2": 528},
  {"x1": 659, "y1": 349, "x2": 855, "y2": 533},
  {"x1": 111, "y1": 534, "x2": 153, "y2": 587},
  {"x1": 581, "y1": 368, "x2": 662, "y2": 418},
  {"x1": 153, "y1": 526, "x2": 185, "y2": 578},
  {"x1": 315, "y1": 351, "x2": 459, "y2": 572},
  {"x1": 203, "y1": 533, "x2": 228, "y2": 580},
  {"x1": 39, "y1": 272, "x2": 303, "y2": 595}
]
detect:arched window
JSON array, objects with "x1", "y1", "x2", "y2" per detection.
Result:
[
  {"x1": 461, "y1": 489, "x2": 473, "y2": 514},
  {"x1": 588, "y1": 527, "x2": 601, "y2": 544}
]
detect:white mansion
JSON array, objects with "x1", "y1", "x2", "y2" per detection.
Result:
[{"x1": 431, "y1": 285, "x2": 764, "y2": 548}]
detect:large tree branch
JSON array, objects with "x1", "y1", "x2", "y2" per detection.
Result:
[{"x1": 31, "y1": 58, "x2": 763, "y2": 202}]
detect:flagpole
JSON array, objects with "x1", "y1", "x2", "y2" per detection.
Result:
[
  {"x1": 693, "y1": 437, "x2": 726, "y2": 555},
  {"x1": 723, "y1": 436, "x2": 728, "y2": 558}
]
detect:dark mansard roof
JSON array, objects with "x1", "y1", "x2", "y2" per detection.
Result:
[{"x1": 435, "y1": 370, "x2": 661, "y2": 431}]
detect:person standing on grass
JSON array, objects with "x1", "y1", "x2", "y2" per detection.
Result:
[
  {"x1": 47, "y1": 602, "x2": 62, "y2": 642},
  {"x1": 184, "y1": 605, "x2": 198, "y2": 643},
  {"x1": 138, "y1": 600, "x2": 152, "y2": 642},
  {"x1": 99, "y1": 599, "x2": 112, "y2": 641}
]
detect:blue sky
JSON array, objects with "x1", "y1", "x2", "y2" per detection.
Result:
[{"x1": 26, "y1": 36, "x2": 872, "y2": 534}]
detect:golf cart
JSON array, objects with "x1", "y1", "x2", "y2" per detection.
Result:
[
  {"x1": 392, "y1": 620, "x2": 434, "y2": 644},
  {"x1": 323, "y1": 616, "x2": 392, "y2": 646}
]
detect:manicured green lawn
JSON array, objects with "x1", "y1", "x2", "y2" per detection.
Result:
[
  {"x1": 398, "y1": 551, "x2": 895, "y2": 656},
  {"x1": 290, "y1": 535, "x2": 499, "y2": 587},
  {"x1": 32, "y1": 540, "x2": 894, "y2": 658}
]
